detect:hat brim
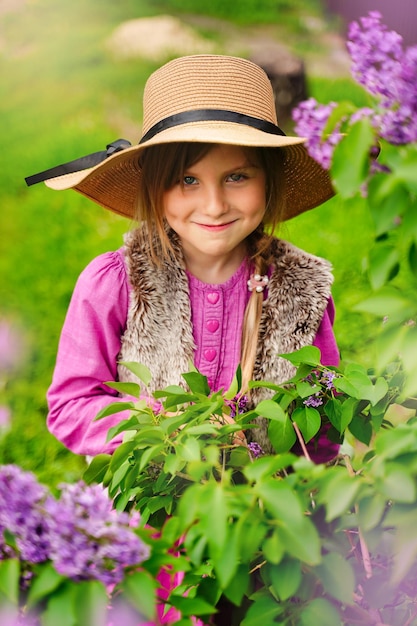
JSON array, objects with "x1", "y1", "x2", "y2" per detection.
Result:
[{"x1": 45, "y1": 121, "x2": 335, "y2": 221}]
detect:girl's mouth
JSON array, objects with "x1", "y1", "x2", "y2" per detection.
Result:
[{"x1": 196, "y1": 221, "x2": 236, "y2": 232}]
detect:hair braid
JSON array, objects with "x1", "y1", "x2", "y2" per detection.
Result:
[{"x1": 240, "y1": 229, "x2": 274, "y2": 392}]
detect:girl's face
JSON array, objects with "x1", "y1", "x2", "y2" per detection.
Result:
[{"x1": 162, "y1": 144, "x2": 266, "y2": 278}]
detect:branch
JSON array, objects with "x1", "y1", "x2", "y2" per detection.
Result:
[
  {"x1": 292, "y1": 421, "x2": 312, "y2": 462},
  {"x1": 344, "y1": 455, "x2": 373, "y2": 579}
]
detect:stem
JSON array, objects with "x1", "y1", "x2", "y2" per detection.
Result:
[
  {"x1": 292, "y1": 421, "x2": 312, "y2": 462},
  {"x1": 344, "y1": 455, "x2": 373, "y2": 579},
  {"x1": 249, "y1": 560, "x2": 266, "y2": 574}
]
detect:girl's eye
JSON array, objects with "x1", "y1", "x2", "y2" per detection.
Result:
[
  {"x1": 183, "y1": 175, "x2": 197, "y2": 186},
  {"x1": 227, "y1": 173, "x2": 246, "y2": 182}
]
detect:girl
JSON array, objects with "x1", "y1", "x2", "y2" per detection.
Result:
[{"x1": 27, "y1": 54, "x2": 339, "y2": 461}]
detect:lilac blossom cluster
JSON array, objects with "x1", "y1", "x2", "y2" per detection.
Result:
[
  {"x1": 293, "y1": 12, "x2": 417, "y2": 169},
  {"x1": 0, "y1": 465, "x2": 149, "y2": 587},
  {"x1": 347, "y1": 12, "x2": 417, "y2": 145},
  {"x1": 303, "y1": 369, "x2": 338, "y2": 408},
  {"x1": 46, "y1": 482, "x2": 149, "y2": 585},
  {"x1": 292, "y1": 99, "x2": 341, "y2": 170},
  {"x1": 248, "y1": 442, "x2": 264, "y2": 458},
  {"x1": 225, "y1": 394, "x2": 249, "y2": 418},
  {"x1": 0, "y1": 465, "x2": 51, "y2": 563}
]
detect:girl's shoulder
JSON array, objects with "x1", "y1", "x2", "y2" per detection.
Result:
[
  {"x1": 78, "y1": 248, "x2": 128, "y2": 286},
  {"x1": 73, "y1": 249, "x2": 130, "y2": 311}
]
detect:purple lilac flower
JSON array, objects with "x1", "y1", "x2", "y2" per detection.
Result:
[
  {"x1": 303, "y1": 394, "x2": 323, "y2": 408},
  {"x1": 0, "y1": 465, "x2": 51, "y2": 563},
  {"x1": 292, "y1": 98, "x2": 343, "y2": 169},
  {"x1": 225, "y1": 394, "x2": 249, "y2": 419},
  {"x1": 347, "y1": 11, "x2": 417, "y2": 144},
  {"x1": 248, "y1": 442, "x2": 264, "y2": 458},
  {"x1": 347, "y1": 11, "x2": 404, "y2": 99},
  {"x1": 294, "y1": 12, "x2": 417, "y2": 169},
  {"x1": 45, "y1": 482, "x2": 149, "y2": 586},
  {"x1": 321, "y1": 370, "x2": 337, "y2": 391}
]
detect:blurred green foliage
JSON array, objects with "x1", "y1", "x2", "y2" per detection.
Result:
[{"x1": 0, "y1": 0, "x2": 376, "y2": 486}]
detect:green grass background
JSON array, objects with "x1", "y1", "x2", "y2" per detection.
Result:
[{"x1": 0, "y1": 0, "x2": 378, "y2": 486}]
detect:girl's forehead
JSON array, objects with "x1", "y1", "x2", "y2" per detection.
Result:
[{"x1": 193, "y1": 143, "x2": 262, "y2": 167}]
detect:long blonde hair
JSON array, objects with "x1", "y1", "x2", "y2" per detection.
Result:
[{"x1": 136, "y1": 142, "x2": 286, "y2": 391}]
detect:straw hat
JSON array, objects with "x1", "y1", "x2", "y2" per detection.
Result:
[{"x1": 26, "y1": 54, "x2": 334, "y2": 220}]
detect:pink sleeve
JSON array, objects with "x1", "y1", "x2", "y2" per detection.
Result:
[
  {"x1": 47, "y1": 250, "x2": 132, "y2": 456},
  {"x1": 308, "y1": 296, "x2": 340, "y2": 463},
  {"x1": 313, "y1": 296, "x2": 340, "y2": 367}
]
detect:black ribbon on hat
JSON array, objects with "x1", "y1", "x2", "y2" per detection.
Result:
[
  {"x1": 139, "y1": 109, "x2": 287, "y2": 143},
  {"x1": 25, "y1": 109, "x2": 287, "y2": 187},
  {"x1": 25, "y1": 139, "x2": 132, "y2": 186}
]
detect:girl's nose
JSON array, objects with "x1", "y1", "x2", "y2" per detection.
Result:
[{"x1": 203, "y1": 184, "x2": 229, "y2": 217}]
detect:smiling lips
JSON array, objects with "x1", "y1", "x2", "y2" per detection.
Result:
[{"x1": 196, "y1": 220, "x2": 237, "y2": 232}]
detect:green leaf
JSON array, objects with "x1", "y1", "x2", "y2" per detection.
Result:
[
  {"x1": 83, "y1": 454, "x2": 111, "y2": 484},
  {"x1": 104, "y1": 381, "x2": 141, "y2": 397},
  {"x1": 378, "y1": 463, "x2": 416, "y2": 503},
  {"x1": 408, "y1": 241, "x2": 417, "y2": 279},
  {"x1": 118, "y1": 361, "x2": 152, "y2": 386},
  {"x1": 240, "y1": 590, "x2": 283, "y2": 625},
  {"x1": 212, "y1": 526, "x2": 240, "y2": 589},
  {"x1": 223, "y1": 563, "x2": 250, "y2": 605},
  {"x1": 391, "y1": 146, "x2": 417, "y2": 193},
  {"x1": 292, "y1": 406, "x2": 321, "y2": 443},
  {"x1": 254, "y1": 399, "x2": 286, "y2": 421},
  {"x1": 323, "y1": 100, "x2": 356, "y2": 133},
  {"x1": 268, "y1": 412, "x2": 296, "y2": 453},
  {"x1": 224, "y1": 365, "x2": 242, "y2": 400},
  {"x1": 182, "y1": 371, "x2": 210, "y2": 395},
  {"x1": 169, "y1": 595, "x2": 217, "y2": 617},
  {"x1": 106, "y1": 415, "x2": 141, "y2": 442},
  {"x1": 94, "y1": 401, "x2": 135, "y2": 421},
  {"x1": 348, "y1": 414, "x2": 373, "y2": 445},
  {"x1": 277, "y1": 517, "x2": 321, "y2": 565},
  {"x1": 368, "y1": 243, "x2": 400, "y2": 290},
  {"x1": 41, "y1": 582, "x2": 77, "y2": 626},
  {"x1": 27, "y1": 562, "x2": 65, "y2": 608},
  {"x1": 243, "y1": 454, "x2": 296, "y2": 482},
  {"x1": 374, "y1": 424, "x2": 417, "y2": 459},
  {"x1": 321, "y1": 470, "x2": 361, "y2": 521},
  {"x1": 256, "y1": 480, "x2": 303, "y2": 527},
  {"x1": 202, "y1": 482, "x2": 228, "y2": 558},
  {"x1": 357, "y1": 494, "x2": 388, "y2": 531},
  {"x1": 299, "y1": 597, "x2": 342, "y2": 626},
  {"x1": 262, "y1": 529, "x2": 285, "y2": 565},
  {"x1": 280, "y1": 345, "x2": 321, "y2": 367},
  {"x1": 109, "y1": 440, "x2": 138, "y2": 471},
  {"x1": 331, "y1": 118, "x2": 374, "y2": 197},
  {"x1": 295, "y1": 381, "x2": 320, "y2": 398},
  {"x1": 324, "y1": 397, "x2": 355, "y2": 433},
  {"x1": 73, "y1": 580, "x2": 108, "y2": 626},
  {"x1": 119, "y1": 569, "x2": 158, "y2": 621},
  {"x1": 334, "y1": 366, "x2": 388, "y2": 406},
  {"x1": 368, "y1": 177, "x2": 408, "y2": 236},
  {"x1": 268, "y1": 559, "x2": 302, "y2": 601},
  {"x1": 177, "y1": 437, "x2": 201, "y2": 462},
  {"x1": 0, "y1": 558, "x2": 19, "y2": 605},
  {"x1": 355, "y1": 287, "x2": 415, "y2": 319},
  {"x1": 314, "y1": 552, "x2": 355, "y2": 604}
]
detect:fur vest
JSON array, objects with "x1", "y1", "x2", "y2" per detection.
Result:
[{"x1": 118, "y1": 226, "x2": 333, "y2": 452}]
